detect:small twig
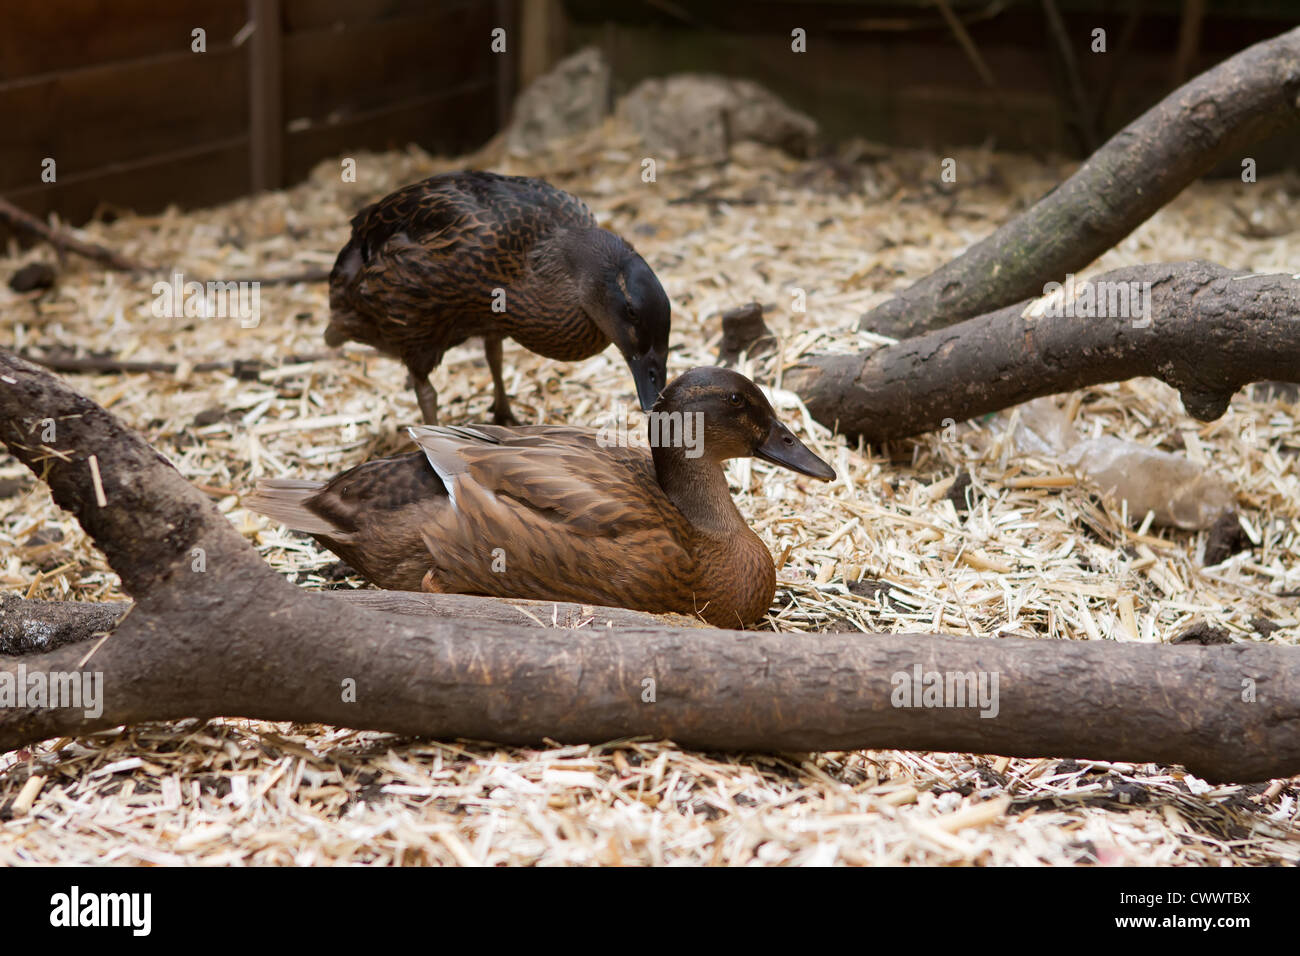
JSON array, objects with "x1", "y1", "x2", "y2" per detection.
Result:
[
  {"x1": 1, "y1": 195, "x2": 329, "y2": 287},
  {"x1": 666, "y1": 194, "x2": 789, "y2": 207},
  {"x1": 233, "y1": 267, "x2": 331, "y2": 285},
  {"x1": 0, "y1": 196, "x2": 148, "y2": 273},
  {"x1": 1092, "y1": 2, "x2": 1143, "y2": 131},
  {"x1": 1041, "y1": 0, "x2": 1099, "y2": 153},
  {"x1": 933, "y1": 0, "x2": 1042, "y2": 159},
  {"x1": 15, "y1": 348, "x2": 335, "y2": 378}
]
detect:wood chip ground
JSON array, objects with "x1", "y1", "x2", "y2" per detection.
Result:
[{"x1": 1, "y1": 120, "x2": 1297, "y2": 864}]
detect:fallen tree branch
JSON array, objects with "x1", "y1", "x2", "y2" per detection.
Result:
[
  {"x1": 0, "y1": 592, "x2": 704, "y2": 656},
  {"x1": 788, "y1": 261, "x2": 1300, "y2": 443},
  {"x1": 859, "y1": 26, "x2": 1300, "y2": 339},
  {"x1": 1, "y1": 196, "x2": 328, "y2": 286},
  {"x1": 0, "y1": 196, "x2": 148, "y2": 273},
  {"x1": 16, "y1": 347, "x2": 334, "y2": 379},
  {"x1": 2, "y1": 348, "x2": 1300, "y2": 781}
]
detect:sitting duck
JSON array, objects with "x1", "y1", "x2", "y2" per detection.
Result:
[
  {"x1": 244, "y1": 368, "x2": 835, "y2": 627},
  {"x1": 326, "y1": 170, "x2": 671, "y2": 425}
]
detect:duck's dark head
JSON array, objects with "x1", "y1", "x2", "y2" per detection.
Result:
[
  {"x1": 582, "y1": 241, "x2": 670, "y2": 411},
  {"x1": 652, "y1": 367, "x2": 836, "y2": 480}
]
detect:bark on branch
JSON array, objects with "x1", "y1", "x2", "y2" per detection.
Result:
[
  {"x1": 0, "y1": 197, "x2": 147, "y2": 273},
  {"x1": 2, "y1": 348, "x2": 1300, "y2": 782},
  {"x1": 788, "y1": 261, "x2": 1300, "y2": 443},
  {"x1": 859, "y1": 26, "x2": 1300, "y2": 339}
]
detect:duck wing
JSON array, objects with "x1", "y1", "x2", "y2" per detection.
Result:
[
  {"x1": 339, "y1": 171, "x2": 595, "y2": 278},
  {"x1": 327, "y1": 173, "x2": 599, "y2": 352},
  {"x1": 409, "y1": 424, "x2": 698, "y2": 608}
]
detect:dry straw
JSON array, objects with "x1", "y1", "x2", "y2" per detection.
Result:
[{"x1": 1, "y1": 117, "x2": 1297, "y2": 863}]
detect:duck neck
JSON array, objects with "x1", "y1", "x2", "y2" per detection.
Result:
[{"x1": 652, "y1": 444, "x2": 749, "y2": 538}]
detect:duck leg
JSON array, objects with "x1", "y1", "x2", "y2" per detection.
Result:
[
  {"x1": 407, "y1": 363, "x2": 439, "y2": 425},
  {"x1": 484, "y1": 335, "x2": 521, "y2": 426}
]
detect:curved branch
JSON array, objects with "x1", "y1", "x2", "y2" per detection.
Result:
[
  {"x1": 859, "y1": 26, "x2": 1300, "y2": 339},
  {"x1": 0, "y1": 196, "x2": 147, "y2": 273},
  {"x1": 3, "y1": 347, "x2": 1300, "y2": 782},
  {"x1": 0, "y1": 351, "x2": 279, "y2": 608},
  {"x1": 789, "y1": 262, "x2": 1300, "y2": 442}
]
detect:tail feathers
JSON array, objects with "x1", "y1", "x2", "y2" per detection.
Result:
[{"x1": 243, "y1": 479, "x2": 341, "y2": 536}]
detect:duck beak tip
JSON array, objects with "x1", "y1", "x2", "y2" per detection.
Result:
[
  {"x1": 757, "y1": 421, "x2": 836, "y2": 481},
  {"x1": 626, "y1": 351, "x2": 666, "y2": 412}
]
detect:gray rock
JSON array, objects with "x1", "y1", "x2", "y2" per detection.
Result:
[
  {"x1": 505, "y1": 47, "x2": 613, "y2": 154},
  {"x1": 618, "y1": 74, "x2": 817, "y2": 160}
]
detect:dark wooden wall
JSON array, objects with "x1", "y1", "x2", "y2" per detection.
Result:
[
  {"x1": 566, "y1": 0, "x2": 1300, "y2": 172},
  {"x1": 1, "y1": 0, "x2": 513, "y2": 225},
  {"x1": 3, "y1": 1, "x2": 1296, "y2": 227}
]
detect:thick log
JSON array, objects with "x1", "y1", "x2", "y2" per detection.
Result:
[
  {"x1": 859, "y1": 26, "x2": 1300, "y2": 339},
  {"x1": 3, "y1": 348, "x2": 1300, "y2": 782},
  {"x1": 2, "y1": 595, "x2": 1296, "y2": 783},
  {"x1": 789, "y1": 262, "x2": 1300, "y2": 443},
  {"x1": 0, "y1": 593, "x2": 705, "y2": 643}
]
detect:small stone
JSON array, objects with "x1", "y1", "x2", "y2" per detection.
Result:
[
  {"x1": 9, "y1": 262, "x2": 56, "y2": 292},
  {"x1": 193, "y1": 406, "x2": 228, "y2": 428},
  {"x1": 1171, "y1": 621, "x2": 1233, "y2": 646}
]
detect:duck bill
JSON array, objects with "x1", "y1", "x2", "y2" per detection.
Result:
[
  {"x1": 756, "y1": 420, "x2": 836, "y2": 480},
  {"x1": 625, "y1": 349, "x2": 667, "y2": 412}
]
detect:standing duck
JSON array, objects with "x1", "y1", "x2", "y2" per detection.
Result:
[
  {"x1": 245, "y1": 368, "x2": 835, "y2": 627},
  {"x1": 326, "y1": 170, "x2": 671, "y2": 425}
]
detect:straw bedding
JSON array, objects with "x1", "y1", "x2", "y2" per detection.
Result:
[{"x1": 1, "y1": 117, "x2": 1297, "y2": 864}]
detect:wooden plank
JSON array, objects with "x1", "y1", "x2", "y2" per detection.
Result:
[
  {"x1": 0, "y1": 0, "x2": 244, "y2": 79},
  {"x1": 0, "y1": 49, "x2": 249, "y2": 194},
  {"x1": 249, "y1": 0, "x2": 285, "y2": 192},
  {"x1": 282, "y1": 4, "x2": 496, "y2": 123},
  {"x1": 3, "y1": 140, "x2": 251, "y2": 225},
  {"x1": 495, "y1": 0, "x2": 519, "y2": 128},
  {"x1": 283, "y1": 82, "x2": 497, "y2": 184},
  {"x1": 519, "y1": 0, "x2": 567, "y2": 90}
]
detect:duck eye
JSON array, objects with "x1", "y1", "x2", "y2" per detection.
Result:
[{"x1": 728, "y1": 392, "x2": 743, "y2": 407}]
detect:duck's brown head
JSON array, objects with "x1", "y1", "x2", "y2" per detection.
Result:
[
  {"x1": 577, "y1": 234, "x2": 671, "y2": 412},
  {"x1": 652, "y1": 367, "x2": 836, "y2": 480}
]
